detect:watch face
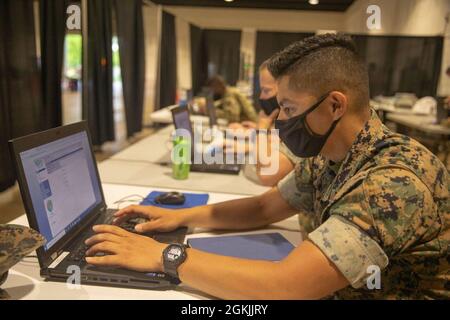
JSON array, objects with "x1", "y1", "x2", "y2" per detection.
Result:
[{"x1": 167, "y1": 246, "x2": 182, "y2": 262}]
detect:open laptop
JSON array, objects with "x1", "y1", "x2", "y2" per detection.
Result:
[
  {"x1": 171, "y1": 106, "x2": 241, "y2": 175},
  {"x1": 9, "y1": 121, "x2": 187, "y2": 289}
]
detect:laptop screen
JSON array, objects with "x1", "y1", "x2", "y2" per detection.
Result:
[{"x1": 19, "y1": 131, "x2": 102, "y2": 251}]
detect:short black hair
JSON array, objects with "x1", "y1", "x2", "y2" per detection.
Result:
[
  {"x1": 206, "y1": 75, "x2": 227, "y2": 88},
  {"x1": 268, "y1": 33, "x2": 370, "y2": 111},
  {"x1": 206, "y1": 75, "x2": 227, "y2": 94}
]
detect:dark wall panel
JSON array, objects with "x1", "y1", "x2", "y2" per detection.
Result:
[
  {"x1": 204, "y1": 29, "x2": 241, "y2": 86},
  {"x1": 159, "y1": 10, "x2": 177, "y2": 108},
  {"x1": 253, "y1": 31, "x2": 314, "y2": 105},
  {"x1": 352, "y1": 35, "x2": 443, "y2": 98}
]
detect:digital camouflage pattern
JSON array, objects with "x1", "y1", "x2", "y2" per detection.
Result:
[
  {"x1": 215, "y1": 87, "x2": 258, "y2": 123},
  {"x1": 0, "y1": 224, "x2": 45, "y2": 277},
  {"x1": 278, "y1": 110, "x2": 449, "y2": 299}
]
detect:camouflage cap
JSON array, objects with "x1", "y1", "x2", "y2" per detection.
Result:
[{"x1": 0, "y1": 224, "x2": 46, "y2": 281}]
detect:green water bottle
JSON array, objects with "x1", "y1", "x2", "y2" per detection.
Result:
[{"x1": 172, "y1": 136, "x2": 191, "y2": 180}]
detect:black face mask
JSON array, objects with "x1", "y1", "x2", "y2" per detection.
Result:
[
  {"x1": 275, "y1": 93, "x2": 341, "y2": 158},
  {"x1": 259, "y1": 96, "x2": 280, "y2": 115}
]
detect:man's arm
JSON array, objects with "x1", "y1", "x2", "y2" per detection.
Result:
[
  {"x1": 85, "y1": 226, "x2": 349, "y2": 299},
  {"x1": 254, "y1": 109, "x2": 292, "y2": 186},
  {"x1": 183, "y1": 187, "x2": 297, "y2": 230},
  {"x1": 256, "y1": 152, "x2": 294, "y2": 187},
  {"x1": 236, "y1": 92, "x2": 258, "y2": 123},
  {"x1": 179, "y1": 240, "x2": 349, "y2": 299},
  {"x1": 112, "y1": 187, "x2": 298, "y2": 233},
  {"x1": 216, "y1": 96, "x2": 241, "y2": 123}
]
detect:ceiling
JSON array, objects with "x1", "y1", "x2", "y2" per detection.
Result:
[{"x1": 151, "y1": 0, "x2": 355, "y2": 12}]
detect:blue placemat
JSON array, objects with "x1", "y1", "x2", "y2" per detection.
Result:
[
  {"x1": 187, "y1": 233, "x2": 295, "y2": 261},
  {"x1": 140, "y1": 191, "x2": 209, "y2": 209}
]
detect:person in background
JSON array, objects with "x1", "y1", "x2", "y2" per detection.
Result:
[
  {"x1": 254, "y1": 60, "x2": 314, "y2": 234},
  {"x1": 253, "y1": 60, "x2": 301, "y2": 186},
  {"x1": 205, "y1": 75, "x2": 258, "y2": 123},
  {"x1": 229, "y1": 60, "x2": 301, "y2": 187}
]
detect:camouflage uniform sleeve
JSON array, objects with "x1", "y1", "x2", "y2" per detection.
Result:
[
  {"x1": 0, "y1": 224, "x2": 46, "y2": 276},
  {"x1": 216, "y1": 94, "x2": 242, "y2": 123},
  {"x1": 277, "y1": 157, "x2": 315, "y2": 213},
  {"x1": 234, "y1": 91, "x2": 258, "y2": 122},
  {"x1": 308, "y1": 168, "x2": 437, "y2": 288},
  {"x1": 216, "y1": 89, "x2": 258, "y2": 123},
  {"x1": 308, "y1": 215, "x2": 389, "y2": 288}
]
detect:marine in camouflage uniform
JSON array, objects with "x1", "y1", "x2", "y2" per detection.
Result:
[
  {"x1": 215, "y1": 87, "x2": 258, "y2": 123},
  {"x1": 0, "y1": 224, "x2": 45, "y2": 299},
  {"x1": 278, "y1": 110, "x2": 449, "y2": 299}
]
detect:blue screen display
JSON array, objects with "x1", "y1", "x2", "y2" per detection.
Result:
[{"x1": 20, "y1": 131, "x2": 102, "y2": 251}]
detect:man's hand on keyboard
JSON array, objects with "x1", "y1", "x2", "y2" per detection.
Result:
[
  {"x1": 112, "y1": 205, "x2": 185, "y2": 233},
  {"x1": 84, "y1": 224, "x2": 167, "y2": 272}
]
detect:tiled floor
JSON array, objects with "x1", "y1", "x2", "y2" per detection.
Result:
[{"x1": 0, "y1": 85, "x2": 154, "y2": 224}]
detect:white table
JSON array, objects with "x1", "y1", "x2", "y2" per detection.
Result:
[
  {"x1": 149, "y1": 105, "x2": 178, "y2": 124},
  {"x1": 150, "y1": 105, "x2": 210, "y2": 125},
  {"x1": 3, "y1": 183, "x2": 301, "y2": 300},
  {"x1": 111, "y1": 125, "x2": 174, "y2": 163},
  {"x1": 385, "y1": 113, "x2": 450, "y2": 136},
  {"x1": 112, "y1": 121, "x2": 230, "y2": 164},
  {"x1": 102, "y1": 122, "x2": 270, "y2": 196},
  {"x1": 108, "y1": 102, "x2": 271, "y2": 195},
  {"x1": 385, "y1": 113, "x2": 450, "y2": 166},
  {"x1": 98, "y1": 160, "x2": 270, "y2": 196}
]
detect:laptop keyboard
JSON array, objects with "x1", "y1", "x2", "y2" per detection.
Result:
[
  {"x1": 191, "y1": 163, "x2": 240, "y2": 174},
  {"x1": 69, "y1": 243, "x2": 90, "y2": 262},
  {"x1": 67, "y1": 214, "x2": 187, "y2": 263}
]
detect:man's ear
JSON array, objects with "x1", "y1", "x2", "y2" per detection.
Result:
[{"x1": 329, "y1": 91, "x2": 347, "y2": 120}]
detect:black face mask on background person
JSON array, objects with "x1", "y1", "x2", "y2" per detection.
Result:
[
  {"x1": 275, "y1": 93, "x2": 341, "y2": 158},
  {"x1": 259, "y1": 96, "x2": 280, "y2": 115}
]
